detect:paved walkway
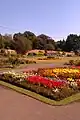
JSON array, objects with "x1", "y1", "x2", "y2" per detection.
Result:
[{"x1": 0, "y1": 86, "x2": 80, "y2": 120}]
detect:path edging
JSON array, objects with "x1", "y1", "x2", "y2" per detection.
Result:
[{"x1": 0, "y1": 80, "x2": 80, "y2": 106}]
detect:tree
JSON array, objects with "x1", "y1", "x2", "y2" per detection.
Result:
[
  {"x1": 2, "y1": 34, "x2": 13, "y2": 49},
  {"x1": 37, "y1": 34, "x2": 55, "y2": 50},
  {"x1": 65, "y1": 34, "x2": 79, "y2": 51},
  {"x1": 13, "y1": 33, "x2": 32, "y2": 54},
  {"x1": 56, "y1": 39, "x2": 66, "y2": 51},
  {"x1": 56, "y1": 34, "x2": 80, "y2": 52},
  {"x1": 0, "y1": 34, "x2": 4, "y2": 48},
  {"x1": 23, "y1": 31, "x2": 37, "y2": 49},
  {"x1": 45, "y1": 44, "x2": 55, "y2": 50},
  {"x1": 36, "y1": 37, "x2": 45, "y2": 49}
]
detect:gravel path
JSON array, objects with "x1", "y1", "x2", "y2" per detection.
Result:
[
  {"x1": 0, "y1": 86, "x2": 80, "y2": 120},
  {"x1": 0, "y1": 63, "x2": 67, "y2": 73}
]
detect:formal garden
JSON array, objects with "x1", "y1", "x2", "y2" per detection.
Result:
[{"x1": 0, "y1": 32, "x2": 80, "y2": 105}]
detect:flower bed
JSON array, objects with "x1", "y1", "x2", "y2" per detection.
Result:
[
  {"x1": 0, "y1": 67, "x2": 80, "y2": 101},
  {"x1": 37, "y1": 68, "x2": 80, "y2": 79},
  {"x1": 38, "y1": 56, "x2": 59, "y2": 60}
]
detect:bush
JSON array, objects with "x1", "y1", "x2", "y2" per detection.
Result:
[
  {"x1": 38, "y1": 56, "x2": 58, "y2": 60},
  {"x1": 47, "y1": 56, "x2": 55, "y2": 59},
  {"x1": 8, "y1": 57, "x2": 21, "y2": 65},
  {"x1": 67, "y1": 54, "x2": 72, "y2": 57},
  {"x1": 69, "y1": 60, "x2": 74, "y2": 65},
  {"x1": 26, "y1": 60, "x2": 36, "y2": 64},
  {"x1": 27, "y1": 53, "x2": 37, "y2": 56},
  {"x1": 37, "y1": 51, "x2": 44, "y2": 56},
  {"x1": 75, "y1": 60, "x2": 80, "y2": 66},
  {"x1": 65, "y1": 59, "x2": 80, "y2": 66}
]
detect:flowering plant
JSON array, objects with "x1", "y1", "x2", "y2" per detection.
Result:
[{"x1": 26, "y1": 75, "x2": 66, "y2": 88}]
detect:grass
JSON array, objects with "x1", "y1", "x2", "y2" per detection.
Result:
[
  {"x1": 0, "y1": 56, "x2": 80, "y2": 70},
  {"x1": 25, "y1": 56, "x2": 80, "y2": 64},
  {"x1": 0, "y1": 80, "x2": 80, "y2": 106}
]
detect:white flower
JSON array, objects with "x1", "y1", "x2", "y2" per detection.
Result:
[
  {"x1": 70, "y1": 82, "x2": 77, "y2": 87},
  {"x1": 53, "y1": 88, "x2": 59, "y2": 92}
]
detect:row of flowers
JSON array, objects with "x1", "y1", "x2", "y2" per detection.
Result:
[
  {"x1": 23, "y1": 68, "x2": 80, "y2": 89},
  {"x1": 2, "y1": 68, "x2": 80, "y2": 89},
  {"x1": 2, "y1": 68, "x2": 80, "y2": 84},
  {"x1": 26, "y1": 76, "x2": 66, "y2": 88},
  {"x1": 37, "y1": 68, "x2": 80, "y2": 79}
]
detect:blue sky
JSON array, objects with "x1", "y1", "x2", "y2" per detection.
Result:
[{"x1": 0, "y1": 0, "x2": 80, "y2": 40}]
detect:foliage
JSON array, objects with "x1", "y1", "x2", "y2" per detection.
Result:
[
  {"x1": 69, "y1": 60, "x2": 74, "y2": 65},
  {"x1": 13, "y1": 33, "x2": 32, "y2": 54},
  {"x1": 8, "y1": 57, "x2": 36, "y2": 65},
  {"x1": 0, "y1": 32, "x2": 80, "y2": 53},
  {"x1": 38, "y1": 50, "x2": 44, "y2": 56},
  {"x1": 45, "y1": 44, "x2": 55, "y2": 50},
  {"x1": 0, "y1": 56, "x2": 36, "y2": 68},
  {"x1": 65, "y1": 59, "x2": 80, "y2": 66},
  {"x1": 27, "y1": 52, "x2": 37, "y2": 56},
  {"x1": 37, "y1": 34, "x2": 55, "y2": 50},
  {"x1": 38, "y1": 56, "x2": 58, "y2": 60},
  {"x1": 56, "y1": 34, "x2": 80, "y2": 52}
]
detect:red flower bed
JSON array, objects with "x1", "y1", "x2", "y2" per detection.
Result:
[{"x1": 26, "y1": 76, "x2": 66, "y2": 88}]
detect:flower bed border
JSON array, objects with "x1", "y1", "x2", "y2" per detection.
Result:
[{"x1": 0, "y1": 80, "x2": 80, "y2": 106}]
